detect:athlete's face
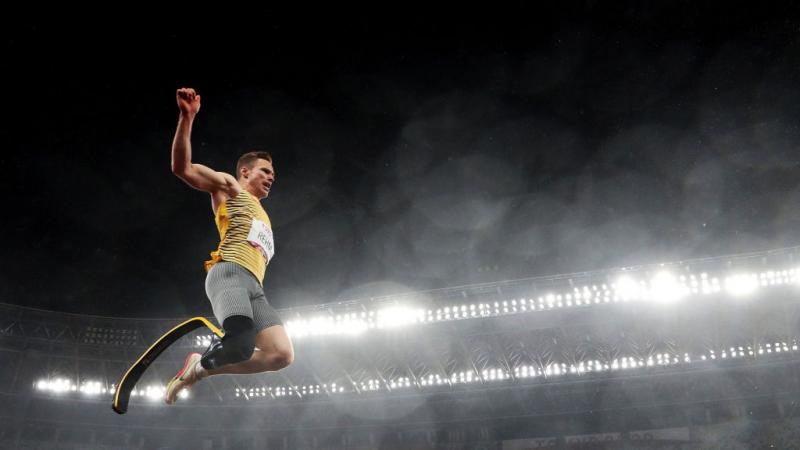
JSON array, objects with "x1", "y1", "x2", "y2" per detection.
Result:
[{"x1": 241, "y1": 158, "x2": 275, "y2": 199}]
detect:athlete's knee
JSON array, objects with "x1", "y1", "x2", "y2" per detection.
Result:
[{"x1": 270, "y1": 347, "x2": 294, "y2": 370}]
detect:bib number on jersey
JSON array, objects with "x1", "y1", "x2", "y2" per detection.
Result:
[{"x1": 247, "y1": 219, "x2": 275, "y2": 262}]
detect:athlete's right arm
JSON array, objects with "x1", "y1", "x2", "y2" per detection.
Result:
[{"x1": 170, "y1": 88, "x2": 238, "y2": 196}]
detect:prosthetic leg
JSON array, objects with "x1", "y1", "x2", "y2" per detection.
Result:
[{"x1": 112, "y1": 317, "x2": 223, "y2": 414}]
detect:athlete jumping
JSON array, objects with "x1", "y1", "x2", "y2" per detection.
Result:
[{"x1": 164, "y1": 87, "x2": 294, "y2": 404}]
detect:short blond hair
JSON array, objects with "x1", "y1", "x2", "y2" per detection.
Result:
[{"x1": 236, "y1": 151, "x2": 273, "y2": 178}]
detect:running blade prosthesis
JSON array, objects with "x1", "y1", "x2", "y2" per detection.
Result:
[{"x1": 112, "y1": 317, "x2": 223, "y2": 414}]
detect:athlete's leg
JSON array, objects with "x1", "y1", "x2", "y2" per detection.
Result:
[
  {"x1": 202, "y1": 324, "x2": 294, "y2": 376},
  {"x1": 165, "y1": 262, "x2": 258, "y2": 404},
  {"x1": 200, "y1": 286, "x2": 293, "y2": 376},
  {"x1": 168, "y1": 263, "x2": 293, "y2": 400},
  {"x1": 165, "y1": 315, "x2": 260, "y2": 403}
]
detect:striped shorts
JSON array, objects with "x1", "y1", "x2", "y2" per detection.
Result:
[{"x1": 204, "y1": 261, "x2": 283, "y2": 332}]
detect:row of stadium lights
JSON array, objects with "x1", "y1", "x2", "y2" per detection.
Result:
[
  {"x1": 32, "y1": 340, "x2": 798, "y2": 401},
  {"x1": 33, "y1": 379, "x2": 187, "y2": 401},
  {"x1": 235, "y1": 383, "x2": 344, "y2": 398},
  {"x1": 81, "y1": 327, "x2": 138, "y2": 346},
  {"x1": 232, "y1": 340, "x2": 798, "y2": 400},
  {"x1": 272, "y1": 269, "x2": 797, "y2": 339},
  {"x1": 64, "y1": 268, "x2": 800, "y2": 349}
]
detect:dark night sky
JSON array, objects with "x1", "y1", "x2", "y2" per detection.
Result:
[{"x1": 3, "y1": 4, "x2": 800, "y2": 318}]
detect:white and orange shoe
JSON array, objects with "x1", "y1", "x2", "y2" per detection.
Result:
[{"x1": 164, "y1": 352, "x2": 202, "y2": 405}]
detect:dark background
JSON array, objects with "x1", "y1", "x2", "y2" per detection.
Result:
[{"x1": 3, "y1": 3, "x2": 800, "y2": 317}]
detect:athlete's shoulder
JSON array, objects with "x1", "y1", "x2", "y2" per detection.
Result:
[{"x1": 211, "y1": 181, "x2": 243, "y2": 214}]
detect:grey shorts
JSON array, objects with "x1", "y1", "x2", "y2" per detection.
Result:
[{"x1": 204, "y1": 261, "x2": 283, "y2": 332}]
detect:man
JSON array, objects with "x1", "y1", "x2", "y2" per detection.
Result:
[{"x1": 164, "y1": 87, "x2": 294, "y2": 404}]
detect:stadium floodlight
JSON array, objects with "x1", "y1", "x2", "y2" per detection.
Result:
[
  {"x1": 50, "y1": 378, "x2": 73, "y2": 393},
  {"x1": 80, "y1": 381, "x2": 104, "y2": 396},
  {"x1": 144, "y1": 385, "x2": 164, "y2": 401},
  {"x1": 725, "y1": 273, "x2": 759, "y2": 297},
  {"x1": 376, "y1": 306, "x2": 423, "y2": 329},
  {"x1": 613, "y1": 275, "x2": 641, "y2": 301},
  {"x1": 196, "y1": 335, "x2": 214, "y2": 348},
  {"x1": 649, "y1": 271, "x2": 688, "y2": 303}
]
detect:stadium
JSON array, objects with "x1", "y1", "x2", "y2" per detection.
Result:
[
  {"x1": 5, "y1": 4, "x2": 800, "y2": 449},
  {"x1": 5, "y1": 247, "x2": 800, "y2": 449}
]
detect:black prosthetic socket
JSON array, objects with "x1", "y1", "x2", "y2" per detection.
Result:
[{"x1": 200, "y1": 315, "x2": 256, "y2": 370}]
